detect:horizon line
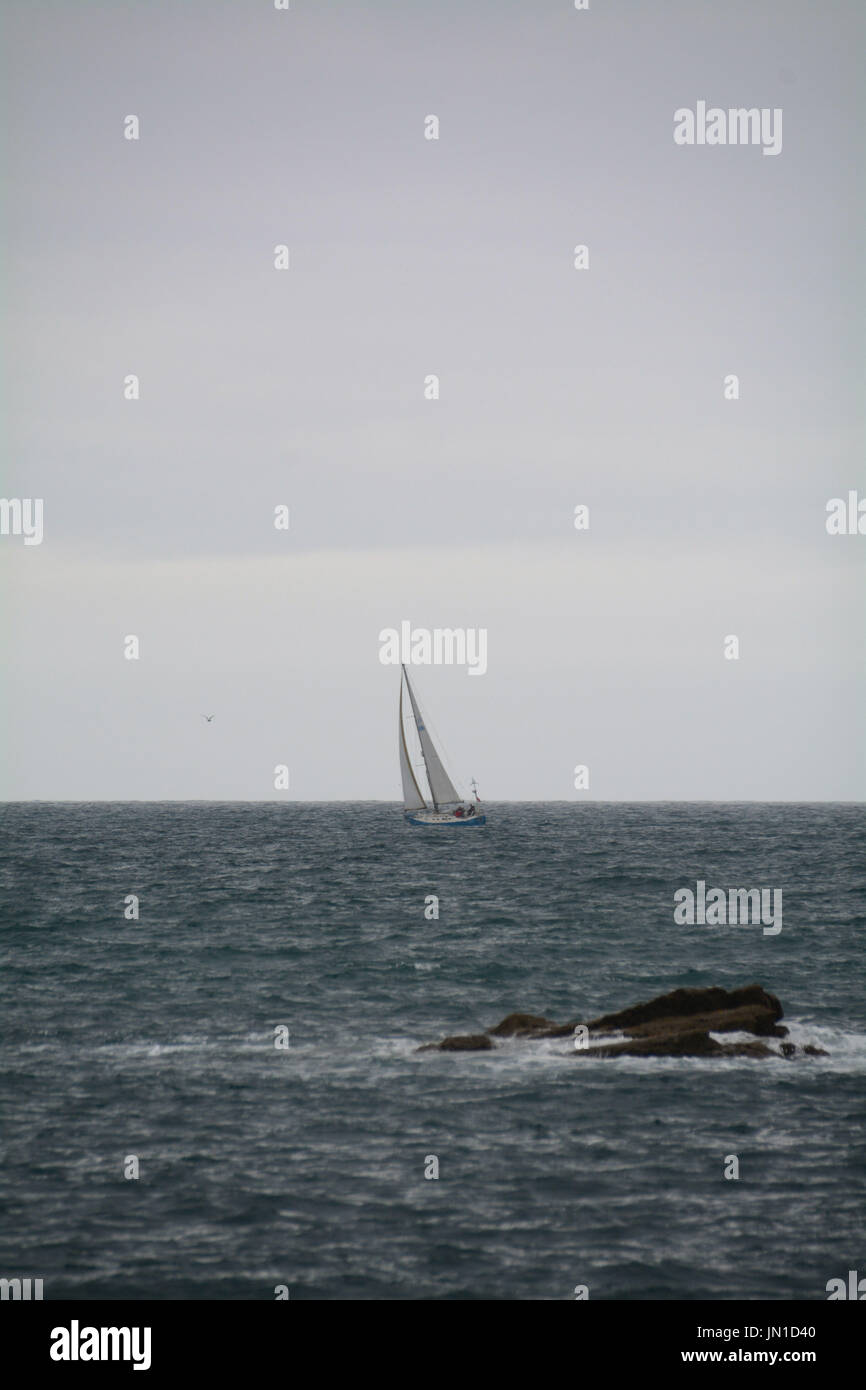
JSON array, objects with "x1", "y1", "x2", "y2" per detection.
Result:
[{"x1": 1, "y1": 798, "x2": 863, "y2": 807}]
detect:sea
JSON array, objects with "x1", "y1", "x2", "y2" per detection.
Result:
[{"x1": 0, "y1": 801, "x2": 863, "y2": 1301}]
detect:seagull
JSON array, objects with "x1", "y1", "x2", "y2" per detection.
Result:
[{"x1": 201, "y1": 714, "x2": 215, "y2": 722}]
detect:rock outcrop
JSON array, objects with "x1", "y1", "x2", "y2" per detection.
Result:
[{"x1": 419, "y1": 984, "x2": 828, "y2": 1058}]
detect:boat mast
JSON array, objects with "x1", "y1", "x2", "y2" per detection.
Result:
[{"x1": 402, "y1": 664, "x2": 438, "y2": 810}]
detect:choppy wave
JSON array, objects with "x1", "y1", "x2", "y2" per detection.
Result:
[{"x1": 0, "y1": 800, "x2": 863, "y2": 1300}]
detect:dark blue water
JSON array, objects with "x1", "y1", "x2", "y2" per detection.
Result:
[{"x1": 0, "y1": 802, "x2": 863, "y2": 1300}]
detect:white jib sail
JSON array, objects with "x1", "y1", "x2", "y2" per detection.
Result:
[
  {"x1": 399, "y1": 677, "x2": 427, "y2": 810},
  {"x1": 402, "y1": 666, "x2": 461, "y2": 808}
]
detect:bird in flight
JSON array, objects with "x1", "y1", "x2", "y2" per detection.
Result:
[{"x1": 201, "y1": 714, "x2": 215, "y2": 722}]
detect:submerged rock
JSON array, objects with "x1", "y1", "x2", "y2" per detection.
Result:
[
  {"x1": 787, "y1": 1042, "x2": 829, "y2": 1058},
  {"x1": 418, "y1": 984, "x2": 828, "y2": 1059},
  {"x1": 417, "y1": 1032, "x2": 493, "y2": 1052},
  {"x1": 588, "y1": 1029, "x2": 775, "y2": 1060}
]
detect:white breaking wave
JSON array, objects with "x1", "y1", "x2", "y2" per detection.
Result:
[{"x1": 776, "y1": 1020, "x2": 866, "y2": 1069}]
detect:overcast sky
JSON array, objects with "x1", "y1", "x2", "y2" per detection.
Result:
[{"x1": 2, "y1": 0, "x2": 864, "y2": 800}]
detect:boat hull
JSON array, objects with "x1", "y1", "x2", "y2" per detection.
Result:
[{"x1": 405, "y1": 810, "x2": 486, "y2": 827}]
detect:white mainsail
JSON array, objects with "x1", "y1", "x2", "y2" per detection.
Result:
[
  {"x1": 399, "y1": 677, "x2": 427, "y2": 811},
  {"x1": 401, "y1": 666, "x2": 461, "y2": 809}
]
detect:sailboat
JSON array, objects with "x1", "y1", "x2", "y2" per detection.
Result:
[{"x1": 398, "y1": 665, "x2": 486, "y2": 827}]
